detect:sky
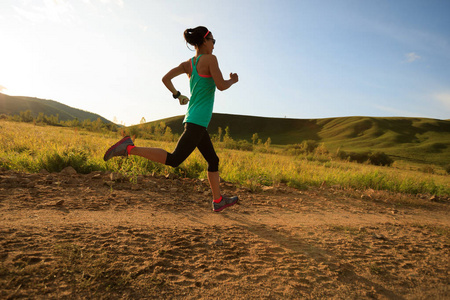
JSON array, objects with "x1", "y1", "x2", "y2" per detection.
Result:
[{"x1": 1, "y1": 0, "x2": 449, "y2": 125}]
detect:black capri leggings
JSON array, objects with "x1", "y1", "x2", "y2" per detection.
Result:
[{"x1": 165, "y1": 122, "x2": 219, "y2": 172}]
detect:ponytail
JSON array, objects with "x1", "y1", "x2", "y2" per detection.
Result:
[{"x1": 184, "y1": 26, "x2": 210, "y2": 47}]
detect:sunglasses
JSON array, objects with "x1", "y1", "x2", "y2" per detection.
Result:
[{"x1": 206, "y1": 37, "x2": 216, "y2": 45}]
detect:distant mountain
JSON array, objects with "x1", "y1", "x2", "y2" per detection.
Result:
[
  {"x1": 0, "y1": 93, "x2": 112, "y2": 123},
  {"x1": 144, "y1": 113, "x2": 450, "y2": 165}
]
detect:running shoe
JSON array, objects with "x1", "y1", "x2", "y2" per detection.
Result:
[
  {"x1": 213, "y1": 195, "x2": 239, "y2": 212},
  {"x1": 103, "y1": 136, "x2": 134, "y2": 161}
]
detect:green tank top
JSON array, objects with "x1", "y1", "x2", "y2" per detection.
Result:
[{"x1": 183, "y1": 55, "x2": 216, "y2": 127}]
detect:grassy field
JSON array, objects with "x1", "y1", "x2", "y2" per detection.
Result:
[{"x1": 1, "y1": 120, "x2": 448, "y2": 197}]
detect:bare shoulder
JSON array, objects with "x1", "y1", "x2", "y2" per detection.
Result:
[
  {"x1": 203, "y1": 54, "x2": 218, "y2": 62},
  {"x1": 180, "y1": 59, "x2": 191, "y2": 73},
  {"x1": 202, "y1": 54, "x2": 219, "y2": 67}
]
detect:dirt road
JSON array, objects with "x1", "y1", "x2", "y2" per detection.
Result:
[{"x1": 1, "y1": 169, "x2": 449, "y2": 299}]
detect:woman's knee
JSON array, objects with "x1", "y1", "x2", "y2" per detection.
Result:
[
  {"x1": 207, "y1": 155, "x2": 219, "y2": 172},
  {"x1": 165, "y1": 153, "x2": 184, "y2": 168}
]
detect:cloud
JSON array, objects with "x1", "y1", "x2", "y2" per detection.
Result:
[
  {"x1": 171, "y1": 14, "x2": 195, "y2": 27},
  {"x1": 373, "y1": 104, "x2": 418, "y2": 117},
  {"x1": 405, "y1": 52, "x2": 420, "y2": 63},
  {"x1": 434, "y1": 92, "x2": 450, "y2": 111},
  {"x1": 0, "y1": 85, "x2": 6, "y2": 92},
  {"x1": 13, "y1": 5, "x2": 46, "y2": 23},
  {"x1": 13, "y1": 0, "x2": 75, "y2": 24},
  {"x1": 99, "y1": 0, "x2": 123, "y2": 7},
  {"x1": 12, "y1": 0, "x2": 123, "y2": 25}
]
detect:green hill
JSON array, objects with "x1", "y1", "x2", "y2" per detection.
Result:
[
  {"x1": 0, "y1": 93, "x2": 112, "y2": 123},
  {"x1": 145, "y1": 113, "x2": 450, "y2": 166}
]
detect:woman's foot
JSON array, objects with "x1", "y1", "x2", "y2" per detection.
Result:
[
  {"x1": 103, "y1": 136, "x2": 134, "y2": 161},
  {"x1": 213, "y1": 195, "x2": 239, "y2": 212}
]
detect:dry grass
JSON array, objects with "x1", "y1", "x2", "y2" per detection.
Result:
[{"x1": 1, "y1": 120, "x2": 449, "y2": 197}]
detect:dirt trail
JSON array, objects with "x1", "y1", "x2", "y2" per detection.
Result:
[{"x1": 1, "y1": 169, "x2": 449, "y2": 299}]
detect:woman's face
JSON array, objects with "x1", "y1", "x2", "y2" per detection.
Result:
[{"x1": 204, "y1": 34, "x2": 215, "y2": 54}]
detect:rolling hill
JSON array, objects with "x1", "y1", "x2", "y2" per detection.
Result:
[
  {"x1": 1, "y1": 91, "x2": 448, "y2": 166},
  {"x1": 144, "y1": 113, "x2": 450, "y2": 166},
  {"x1": 0, "y1": 93, "x2": 112, "y2": 123}
]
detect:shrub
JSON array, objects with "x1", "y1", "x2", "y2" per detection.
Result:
[
  {"x1": 302, "y1": 140, "x2": 318, "y2": 153},
  {"x1": 284, "y1": 144, "x2": 304, "y2": 156},
  {"x1": 368, "y1": 152, "x2": 394, "y2": 166},
  {"x1": 127, "y1": 126, "x2": 141, "y2": 139},
  {"x1": 284, "y1": 140, "x2": 321, "y2": 156},
  {"x1": 445, "y1": 165, "x2": 450, "y2": 175},
  {"x1": 38, "y1": 149, "x2": 97, "y2": 173},
  {"x1": 420, "y1": 165, "x2": 435, "y2": 174},
  {"x1": 224, "y1": 139, "x2": 253, "y2": 151},
  {"x1": 19, "y1": 110, "x2": 34, "y2": 122},
  {"x1": 174, "y1": 160, "x2": 205, "y2": 178},
  {"x1": 337, "y1": 150, "x2": 370, "y2": 163},
  {"x1": 337, "y1": 150, "x2": 394, "y2": 166},
  {"x1": 314, "y1": 143, "x2": 329, "y2": 156}
]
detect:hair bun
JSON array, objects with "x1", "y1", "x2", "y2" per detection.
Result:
[{"x1": 184, "y1": 26, "x2": 210, "y2": 47}]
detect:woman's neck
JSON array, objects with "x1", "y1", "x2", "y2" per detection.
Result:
[{"x1": 196, "y1": 45, "x2": 210, "y2": 56}]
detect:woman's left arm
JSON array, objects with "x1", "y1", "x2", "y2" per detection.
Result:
[{"x1": 162, "y1": 60, "x2": 190, "y2": 95}]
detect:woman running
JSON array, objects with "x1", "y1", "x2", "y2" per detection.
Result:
[{"x1": 104, "y1": 26, "x2": 239, "y2": 212}]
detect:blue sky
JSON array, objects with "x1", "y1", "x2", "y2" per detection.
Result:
[{"x1": 1, "y1": 0, "x2": 449, "y2": 125}]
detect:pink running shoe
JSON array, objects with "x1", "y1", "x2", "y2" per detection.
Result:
[
  {"x1": 103, "y1": 136, "x2": 134, "y2": 161},
  {"x1": 213, "y1": 196, "x2": 239, "y2": 212}
]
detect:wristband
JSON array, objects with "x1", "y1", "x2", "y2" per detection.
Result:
[{"x1": 173, "y1": 91, "x2": 181, "y2": 99}]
